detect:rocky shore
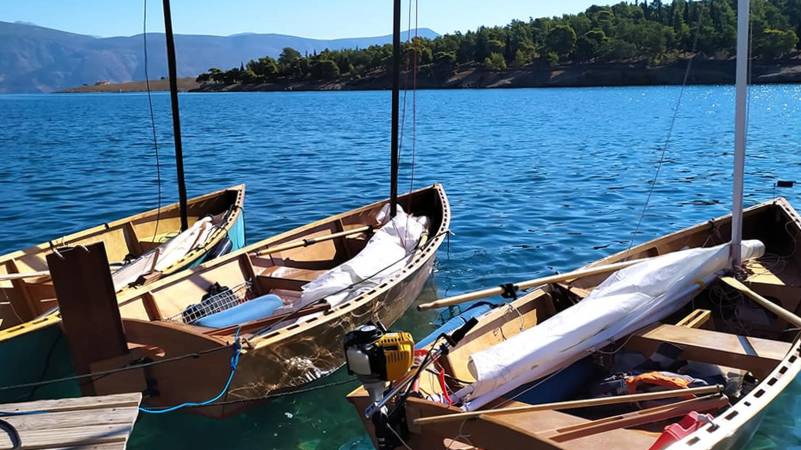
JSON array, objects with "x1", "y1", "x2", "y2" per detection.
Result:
[{"x1": 190, "y1": 59, "x2": 801, "y2": 92}]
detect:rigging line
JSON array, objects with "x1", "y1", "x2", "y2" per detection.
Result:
[
  {"x1": 143, "y1": 0, "x2": 164, "y2": 243},
  {"x1": 397, "y1": 0, "x2": 415, "y2": 171},
  {"x1": 625, "y1": 1, "x2": 705, "y2": 254},
  {"x1": 0, "y1": 342, "x2": 234, "y2": 393},
  {"x1": 403, "y1": 0, "x2": 420, "y2": 237},
  {"x1": 185, "y1": 377, "x2": 357, "y2": 408}
]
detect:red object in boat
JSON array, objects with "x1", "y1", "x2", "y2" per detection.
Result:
[{"x1": 649, "y1": 411, "x2": 713, "y2": 450}]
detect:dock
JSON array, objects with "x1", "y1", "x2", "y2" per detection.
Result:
[{"x1": 0, "y1": 392, "x2": 141, "y2": 450}]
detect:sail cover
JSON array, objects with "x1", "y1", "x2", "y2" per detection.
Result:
[
  {"x1": 454, "y1": 240, "x2": 765, "y2": 411},
  {"x1": 299, "y1": 204, "x2": 429, "y2": 308},
  {"x1": 112, "y1": 216, "x2": 220, "y2": 291}
]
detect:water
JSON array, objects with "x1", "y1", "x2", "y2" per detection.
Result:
[{"x1": 1, "y1": 85, "x2": 801, "y2": 449}]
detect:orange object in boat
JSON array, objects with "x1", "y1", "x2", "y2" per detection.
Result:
[{"x1": 626, "y1": 371, "x2": 694, "y2": 394}]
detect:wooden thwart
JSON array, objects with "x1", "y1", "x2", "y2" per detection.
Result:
[
  {"x1": 417, "y1": 258, "x2": 645, "y2": 311},
  {"x1": 256, "y1": 225, "x2": 371, "y2": 257},
  {"x1": 0, "y1": 271, "x2": 49, "y2": 282},
  {"x1": 413, "y1": 384, "x2": 722, "y2": 426},
  {"x1": 0, "y1": 392, "x2": 141, "y2": 450}
]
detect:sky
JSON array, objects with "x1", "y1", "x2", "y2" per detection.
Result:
[{"x1": 1, "y1": 0, "x2": 614, "y2": 39}]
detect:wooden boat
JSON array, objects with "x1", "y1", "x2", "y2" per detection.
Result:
[
  {"x1": 83, "y1": 184, "x2": 449, "y2": 418},
  {"x1": 348, "y1": 198, "x2": 801, "y2": 449},
  {"x1": 0, "y1": 184, "x2": 245, "y2": 346}
]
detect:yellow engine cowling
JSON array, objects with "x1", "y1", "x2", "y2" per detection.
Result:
[{"x1": 375, "y1": 331, "x2": 414, "y2": 382}]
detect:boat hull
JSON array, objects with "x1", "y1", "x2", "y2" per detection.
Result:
[
  {"x1": 230, "y1": 255, "x2": 434, "y2": 402},
  {"x1": 347, "y1": 198, "x2": 801, "y2": 450},
  {"x1": 0, "y1": 191, "x2": 246, "y2": 403},
  {"x1": 80, "y1": 184, "x2": 449, "y2": 419}
]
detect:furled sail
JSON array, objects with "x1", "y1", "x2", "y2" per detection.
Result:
[
  {"x1": 300, "y1": 204, "x2": 429, "y2": 308},
  {"x1": 455, "y1": 240, "x2": 766, "y2": 411}
]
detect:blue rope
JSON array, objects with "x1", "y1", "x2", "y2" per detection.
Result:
[{"x1": 138, "y1": 327, "x2": 241, "y2": 414}]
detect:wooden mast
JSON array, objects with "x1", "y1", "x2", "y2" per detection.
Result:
[
  {"x1": 162, "y1": 0, "x2": 189, "y2": 231},
  {"x1": 731, "y1": 0, "x2": 750, "y2": 266},
  {"x1": 389, "y1": 0, "x2": 401, "y2": 217}
]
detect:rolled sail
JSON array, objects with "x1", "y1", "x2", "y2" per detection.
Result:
[{"x1": 455, "y1": 240, "x2": 766, "y2": 411}]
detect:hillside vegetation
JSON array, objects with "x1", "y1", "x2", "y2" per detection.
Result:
[{"x1": 197, "y1": 0, "x2": 801, "y2": 87}]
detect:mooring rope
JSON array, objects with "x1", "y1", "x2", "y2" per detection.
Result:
[{"x1": 138, "y1": 328, "x2": 242, "y2": 414}]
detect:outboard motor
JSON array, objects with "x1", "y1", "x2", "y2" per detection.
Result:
[
  {"x1": 344, "y1": 317, "x2": 479, "y2": 450},
  {"x1": 344, "y1": 323, "x2": 415, "y2": 450}
]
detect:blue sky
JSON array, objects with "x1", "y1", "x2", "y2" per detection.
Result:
[{"x1": 2, "y1": 0, "x2": 614, "y2": 39}]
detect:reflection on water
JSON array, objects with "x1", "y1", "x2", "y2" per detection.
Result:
[{"x1": 1, "y1": 85, "x2": 801, "y2": 449}]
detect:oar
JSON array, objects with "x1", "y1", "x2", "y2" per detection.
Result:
[
  {"x1": 721, "y1": 276, "x2": 801, "y2": 327},
  {"x1": 0, "y1": 271, "x2": 50, "y2": 282},
  {"x1": 412, "y1": 384, "x2": 723, "y2": 426},
  {"x1": 417, "y1": 258, "x2": 646, "y2": 311},
  {"x1": 255, "y1": 225, "x2": 372, "y2": 257}
]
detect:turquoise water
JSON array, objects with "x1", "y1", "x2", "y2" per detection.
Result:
[{"x1": 2, "y1": 86, "x2": 801, "y2": 449}]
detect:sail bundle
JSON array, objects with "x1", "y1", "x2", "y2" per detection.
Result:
[{"x1": 455, "y1": 240, "x2": 766, "y2": 411}]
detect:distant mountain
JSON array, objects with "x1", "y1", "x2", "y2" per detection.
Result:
[{"x1": 0, "y1": 21, "x2": 439, "y2": 93}]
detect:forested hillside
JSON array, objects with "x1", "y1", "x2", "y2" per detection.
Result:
[{"x1": 197, "y1": 0, "x2": 801, "y2": 87}]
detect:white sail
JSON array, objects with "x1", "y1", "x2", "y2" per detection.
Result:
[{"x1": 455, "y1": 240, "x2": 765, "y2": 411}]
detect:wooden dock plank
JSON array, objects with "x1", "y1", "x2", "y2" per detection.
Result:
[
  {"x1": 0, "y1": 423, "x2": 131, "y2": 449},
  {"x1": 3, "y1": 407, "x2": 137, "y2": 432},
  {"x1": 0, "y1": 393, "x2": 141, "y2": 450},
  {"x1": 0, "y1": 393, "x2": 141, "y2": 415}
]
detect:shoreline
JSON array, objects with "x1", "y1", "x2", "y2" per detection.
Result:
[
  {"x1": 191, "y1": 59, "x2": 801, "y2": 92},
  {"x1": 57, "y1": 59, "x2": 801, "y2": 93}
]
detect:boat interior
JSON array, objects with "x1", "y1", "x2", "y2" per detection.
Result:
[
  {"x1": 410, "y1": 199, "x2": 801, "y2": 449},
  {"x1": 0, "y1": 187, "x2": 242, "y2": 330},
  {"x1": 117, "y1": 187, "x2": 446, "y2": 342}
]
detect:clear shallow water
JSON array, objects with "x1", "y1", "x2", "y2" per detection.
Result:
[{"x1": 1, "y1": 86, "x2": 801, "y2": 449}]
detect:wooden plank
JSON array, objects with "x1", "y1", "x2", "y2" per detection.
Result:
[
  {"x1": 0, "y1": 393, "x2": 141, "y2": 415},
  {"x1": 48, "y1": 444, "x2": 126, "y2": 450},
  {"x1": 121, "y1": 223, "x2": 143, "y2": 257},
  {"x1": 413, "y1": 385, "x2": 722, "y2": 425},
  {"x1": 539, "y1": 395, "x2": 729, "y2": 443},
  {"x1": 140, "y1": 292, "x2": 162, "y2": 321},
  {"x1": 3, "y1": 406, "x2": 138, "y2": 432},
  {"x1": 676, "y1": 309, "x2": 712, "y2": 329},
  {"x1": 0, "y1": 423, "x2": 132, "y2": 449},
  {"x1": 627, "y1": 323, "x2": 790, "y2": 378},
  {"x1": 47, "y1": 244, "x2": 128, "y2": 394},
  {"x1": 0, "y1": 393, "x2": 141, "y2": 450}
]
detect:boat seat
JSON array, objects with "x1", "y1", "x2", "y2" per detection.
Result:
[
  {"x1": 255, "y1": 266, "x2": 328, "y2": 293},
  {"x1": 626, "y1": 323, "x2": 791, "y2": 378},
  {"x1": 492, "y1": 400, "x2": 659, "y2": 450},
  {"x1": 675, "y1": 309, "x2": 712, "y2": 329}
]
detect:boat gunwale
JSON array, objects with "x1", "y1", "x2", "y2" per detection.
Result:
[
  {"x1": 675, "y1": 197, "x2": 801, "y2": 449},
  {"x1": 0, "y1": 184, "x2": 245, "y2": 274},
  {"x1": 251, "y1": 184, "x2": 450, "y2": 347},
  {"x1": 346, "y1": 196, "x2": 801, "y2": 450},
  {"x1": 0, "y1": 185, "x2": 245, "y2": 341},
  {"x1": 117, "y1": 183, "x2": 450, "y2": 346}
]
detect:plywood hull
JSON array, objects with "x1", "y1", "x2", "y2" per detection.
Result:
[
  {"x1": 230, "y1": 256, "x2": 434, "y2": 401},
  {"x1": 0, "y1": 185, "x2": 245, "y2": 339},
  {"x1": 348, "y1": 198, "x2": 801, "y2": 450},
  {"x1": 83, "y1": 185, "x2": 450, "y2": 419}
]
